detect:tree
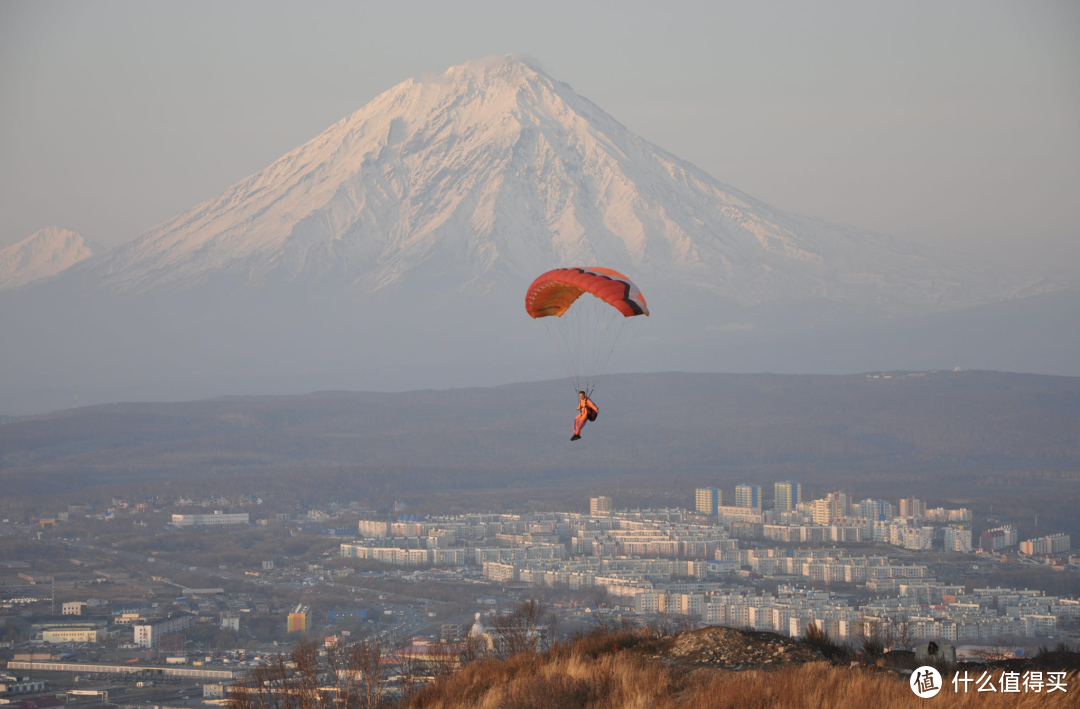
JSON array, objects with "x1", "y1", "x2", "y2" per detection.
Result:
[
  {"x1": 489, "y1": 599, "x2": 555, "y2": 657},
  {"x1": 227, "y1": 638, "x2": 387, "y2": 709},
  {"x1": 857, "y1": 619, "x2": 886, "y2": 659},
  {"x1": 889, "y1": 614, "x2": 914, "y2": 651},
  {"x1": 348, "y1": 639, "x2": 386, "y2": 709}
]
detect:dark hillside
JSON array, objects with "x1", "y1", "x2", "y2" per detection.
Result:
[{"x1": 1, "y1": 370, "x2": 1077, "y2": 497}]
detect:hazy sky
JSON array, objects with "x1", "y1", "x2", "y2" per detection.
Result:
[{"x1": 1, "y1": 1, "x2": 1077, "y2": 271}]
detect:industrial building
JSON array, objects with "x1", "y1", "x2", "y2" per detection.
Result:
[
  {"x1": 40, "y1": 628, "x2": 102, "y2": 644},
  {"x1": 7, "y1": 661, "x2": 237, "y2": 680},
  {"x1": 327, "y1": 609, "x2": 367, "y2": 623},
  {"x1": 0, "y1": 679, "x2": 46, "y2": 695}
]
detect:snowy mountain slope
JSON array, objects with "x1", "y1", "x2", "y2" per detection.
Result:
[
  {"x1": 2, "y1": 56, "x2": 1075, "y2": 415},
  {"x1": 0, "y1": 226, "x2": 96, "y2": 290},
  {"x1": 68, "y1": 55, "x2": 1055, "y2": 314}
]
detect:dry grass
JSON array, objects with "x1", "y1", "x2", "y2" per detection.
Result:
[
  {"x1": 398, "y1": 629, "x2": 1079, "y2": 709},
  {"x1": 674, "y1": 664, "x2": 1079, "y2": 709}
]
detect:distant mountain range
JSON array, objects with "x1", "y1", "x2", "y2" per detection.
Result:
[
  {"x1": 3, "y1": 372, "x2": 1078, "y2": 510},
  {"x1": 0, "y1": 55, "x2": 1076, "y2": 415}
]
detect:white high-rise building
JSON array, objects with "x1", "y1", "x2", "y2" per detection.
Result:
[
  {"x1": 695, "y1": 488, "x2": 721, "y2": 516},
  {"x1": 944, "y1": 526, "x2": 973, "y2": 553},
  {"x1": 812, "y1": 492, "x2": 851, "y2": 524},
  {"x1": 589, "y1": 496, "x2": 612, "y2": 516},
  {"x1": 774, "y1": 482, "x2": 801, "y2": 512},
  {"x1": 855, "y1": 499, "x2": 893, "y2": 522},
  {"x1": 734, "y1": 485, "x2": 761, "y2": 509},
  {"x1": 899, "y1": 498, "x2": 925, "y2": 518}
]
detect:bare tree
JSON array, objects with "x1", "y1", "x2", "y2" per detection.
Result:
[
  {"x1": 971, "y1": 640, "x2": 1014, "y2": 662},
  {"x1": 857, "y1": 619, "x2": 886, "y2": 659},
  {"x1": 649, "y1": 611, "x2": 675, "y2": 639},
  {"x1": 426, "y1": 640, "x2": 465, "y2": 680},
  {"x1": 391, "y1": 640, "x2": 424, "y2": 702},
  {"x1": 227, "y1": 639, "x2": 387, "y2": 709},
  {"x1": 490, "y1": 599, "x2": 554, "y2": 657},
  {"x1": 461, "y1": 632, "x2": 489, "y2": 664},
  {"x1": 229, "y1": 644, "x2": 318, "y2": 709},
  {"x1": 889, "y1": 614, "x2": 914, "y2": 651},
  {"x1": 324, "y1": 642, "x2": 361, "y2": 709},
  {"x1": 348, "y1": 638, "x2": 385, "y2": 709},
  {"x1": 589, "y1": 606, "x2": 620, "y2": 634},
  {"x1": 286, "y1": 642, "x2": 323, "y2": 709}
]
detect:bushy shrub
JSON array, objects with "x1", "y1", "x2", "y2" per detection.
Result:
[{"x1": 801, "y1": 622, "x2": 848, "y2": 662}]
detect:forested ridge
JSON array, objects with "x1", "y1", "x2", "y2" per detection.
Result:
[{"x1": 1, "y1": 370, "x2": 1077, "y2": 496}]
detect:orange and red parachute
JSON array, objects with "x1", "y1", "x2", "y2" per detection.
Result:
[
  {"x1": 525, "y1": 267, "x2": 649, "y2": 319},
  {"x1": 525, "y1": 267, "x2": 649, "y2": 394}
]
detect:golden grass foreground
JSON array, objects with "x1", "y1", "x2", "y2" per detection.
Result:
[
  {"x1": 226, "y1": 625, "x2": 1078, "y2": 709},
  {"x1": 399, "y1": 631, "x2": 1079, "y2": 709}
]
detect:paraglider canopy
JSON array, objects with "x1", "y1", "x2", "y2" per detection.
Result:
[
  {"x1": 525, "y1": 267, "x2": 649, "y2": 319},
  {"x1": 525, "y1": 267, "x2": 649, "y2": 395}
]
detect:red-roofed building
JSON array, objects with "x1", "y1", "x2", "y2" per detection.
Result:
[{"x1": 12, "y1": 697, "x2": 65, "y2": 709}]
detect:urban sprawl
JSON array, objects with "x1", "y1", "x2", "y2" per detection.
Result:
[
  {"x1": 2, "y1": 483, "x2": 1077, "y2": 707},
  {"x1": 336, "y1": 484, "x2": 1076, "y2": 643}
]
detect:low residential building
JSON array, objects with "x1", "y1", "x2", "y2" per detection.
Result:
[
  {"x1": 171, "y1": 512, "x2": 249, "y2": 527},
  {"x1": 1019, "y1": 533, "x2": 1070, "y2": 556},
  {"x1": 133, "y1": 614, "x2": 194, "y2": 648},
  {"x1": 980, "y1": 526, "x2": 1018, "y2": 551},
  {"x1": 924, "y1": 507, "x2": 971, "y2": 523},
  {"x1": 357, "y1": 520, "x2": 391, "y2": 538},
  {"x1": 482, "y1": 561, "x2": 521, "y2": 583}
]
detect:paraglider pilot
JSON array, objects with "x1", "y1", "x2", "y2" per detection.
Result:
[{"x1": 571, "y1": 391, "x2": 598, "y2": 441}]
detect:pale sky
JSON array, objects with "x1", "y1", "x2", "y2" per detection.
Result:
[{"x1": 1, "y1": 0, "x2": 1077, "y2": 271}]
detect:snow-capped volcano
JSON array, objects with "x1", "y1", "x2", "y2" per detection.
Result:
[
  {"x1": 0, "y1": 226, "x2": 96, "y2": 290},
  {"x1": 73, "y1": 55, "x2": 1048, "y2": 312},
  {"x1": 3, "y1": 56, "x2": 1075, "y2": 414}
]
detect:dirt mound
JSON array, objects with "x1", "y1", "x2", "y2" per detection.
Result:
[
  {"x1": 987, "y1": 650, "x2": 1080, "y2": 672},
  {"x1": 651, "y1": 626, "x2": 824, "y2": 669}
]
